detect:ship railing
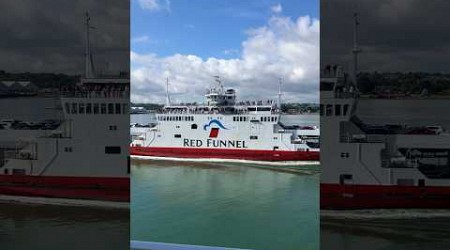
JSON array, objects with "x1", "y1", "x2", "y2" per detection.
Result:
[
  {"x1": 334, "y1": 91, "x2": 358, "y2": 99},
  {"x1": 60, "y1": 91, "x2": 129, "y2": 99},
  {"x1": 160, "y1": 110, "x2": 279, "y2": 115},
  {"x1": 340, "y1": 134, "x2": 386, "y2": 143},
  {"x1": 130, "y1": 240, "x2": 251, "y2": 250}
]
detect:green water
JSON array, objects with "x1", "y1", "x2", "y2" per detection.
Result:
[{"x1": 131, "y1": 160, "x2": 319, "y2": 250}]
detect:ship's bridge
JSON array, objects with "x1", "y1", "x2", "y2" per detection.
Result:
[
  {"x1": 205, "y1": 87, "x2": 236, "y2": 106},
  {"x1": 321, "y1": 65, "x2": 357, "y2": 100}
]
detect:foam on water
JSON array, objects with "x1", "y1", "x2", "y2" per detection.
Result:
[
  {"x1": 0, "y1": 195, "x2": 129, "y2": 209},
  {"x1": 321, "y1": 209, "x2": 450, "y2": 220},
  {"x1": 131, "y1": 155, "x2": 320, "y2": 166}
]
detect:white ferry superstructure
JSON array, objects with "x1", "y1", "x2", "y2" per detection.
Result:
[{"x1": 130, "y1": 79, "x2": 319, "y2": 161}]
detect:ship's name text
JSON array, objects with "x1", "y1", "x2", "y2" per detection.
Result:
[{"x1": 183, "y1": 139, "x2": 248, "y2": 148}]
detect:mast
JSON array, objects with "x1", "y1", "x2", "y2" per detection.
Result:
[
  {"x1": 278, "y1": 77, "x2": 283, "y2": 109},
  {"x1": 165, "y1": 77, "x2": 171, "y2": 106},
  {"x1": 85, "y1": 12, "x2": 91, "y2": 78},
  {"x1": 85, "y1": 12, "x2": 96, "y2": 78},
  {"x1": 351, "y1": 12, "x2": 361, "y2": 90}
]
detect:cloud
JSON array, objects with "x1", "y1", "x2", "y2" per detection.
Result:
[
  {"x1": 321, "y1": 0, "x2": 450, "y2": 73},
  {"x1": 138, "y1": 0, "x2": 170, "y2": 12},
  {"x1": 131, "y1": 14, "x2": 319, "y2": 104},
  {"x1": 271, "y1": 3, "x2": 283, "y2": 14},
  {"x1": 132, "y1": 35, "x2": 150, "y2": 43},
  {"x1": 0, "y1": 0, "x2": 129, "y2": 75}
]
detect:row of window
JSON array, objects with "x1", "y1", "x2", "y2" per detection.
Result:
[
  {"x1": 158, "y1": 116, "x2": 194, "y2": 122},
  {"x1": 233, "y1": 116, "x2": 249, "y2": 122},
  {"x1": 320, "y1": 104, "x2": 350, "y2": 117},
  {"x1": 232, "y1": 116, "x2": 278, "y2": 122},
  {"x1": 63, "y1": 146, "x2": 122, "y2": 154},
  {"x1": 260, "y1": 116, "x2": 277, "y2": 122},
  {"x1": 65, "y1": 103, "x2": 128, "y2": 115}
]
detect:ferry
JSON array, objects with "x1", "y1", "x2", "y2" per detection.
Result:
[
  {"x1": 0, "y1": 14, "x2": 130, "y2": 202},
  {"x1": 130, "y1": 78, "x2": 319, "y2": 161},
  {"x1": 320, "y1": 13, "x2": 450, "y2": 209}
]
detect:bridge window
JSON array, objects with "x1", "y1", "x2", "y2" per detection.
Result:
[
  {"x1": 86, "y1": 103, "x2": 92, "y2": 114},
  {"x1": 105, "y1": 146, "x2": 121, "y2": 154},
  {"x1": 326, "y1": 104, "x2": 333, "y2": 116},
  {"x1": 79, "y1": 103, "x2": 85, "y2": 114},
  {"x1": 191, "y1": 124, "x2": 198, "y2": 129},
  {"x1": 101, "y1": 104, "x2": 107, "y2": 114},
  {"x1": 115, "y1": 103, "x2": 121, "y2": 114},
  {"x1": 250, "y1": 136, "x2": 258, "y2": 140},
  {"x1": 174, "y1": 134, "x2": 181, "y2": 138},
  {"x1": 108, "y1": 103, "x2": 114, "y2": 114},
  {"x1": 335, "y1": 104, "x2": 341, "y2": 116},
  {"x1": 94, "y1": 103, "x2": 99, "y2": 114}
]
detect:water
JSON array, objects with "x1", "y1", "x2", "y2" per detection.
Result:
[
  {"x1": 131, "y1": 160, "x2": 319, "y2": 250},
  {"x1": 0, "y1": 202, "x2": 129, "y2": 250},
  {"x1": 321, "y1": 217, "x2": 450, "y2": 250},
  {"x1": 0, "y1": 97, "x2": 61, "y2": 121},
  {"x1": 131, "y1": 113, "x2": 320, "y2": 249},
  {"x1": 357, "y1": 99, "x2": 450, "y2": 127}
]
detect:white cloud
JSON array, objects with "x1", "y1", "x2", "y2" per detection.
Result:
[
  {"x1": 131, "y1": 14, "x2": 319, "y2": 104},
  {"x1": 138, "y1": 0, "x2": 170, "y2": 12},
  {"x1": 271, "y1": 3, "x2": 283, "y2": 14},
  {"x1": 132, "y1": 35, "x2": 150, "y2": 43}
]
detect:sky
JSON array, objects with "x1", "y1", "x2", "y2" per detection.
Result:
[
  {"x1": 131, "y1": 0, "x2": 320, "y2": 104},
  {"x1": 0, "y1": 0, "x2": 129, "y2": 75},
  {"x1": 321, "y1": 0, "x2": 450, "y2": 74}
]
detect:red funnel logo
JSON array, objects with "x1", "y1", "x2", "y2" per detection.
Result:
[{"x1": 209, "y1": 127, "x2": 219, "y2": 138}]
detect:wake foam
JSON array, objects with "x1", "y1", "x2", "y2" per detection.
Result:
[
  {"x1": 0, "y1": 195, "x2": 129, "y2": 209},
  {"x1": 131, "y1": 155, "x2": 319, "y2": 166},
  {"x1": 321, "y1": 209, "x2": 450, "y2": 220}
]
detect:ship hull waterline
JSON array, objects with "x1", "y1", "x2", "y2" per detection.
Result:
[
  {"x1": 0, "y1": 175, "x2": 130, "y2": 202},
  {"x1": 321, "y1": 183, "x2": 450, "y2": 209},
  {"x1": 130, "y1": 146, "x2": 319, "y2": 161}
]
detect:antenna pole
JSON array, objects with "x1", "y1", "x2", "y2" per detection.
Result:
[
  {"x1": 166, "y1": 77, "x2": 171, "y2": 106},
  {"x1": 85, "y1": 12, "x2": 90, "y2": 78},
  {"x1": 278, "y1": 77, "x2": 283, "y2": 109},
  {"x1": 352, "y1": 12, "x2": 361, "y2": 90}
]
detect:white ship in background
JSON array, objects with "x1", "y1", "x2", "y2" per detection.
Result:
[
  {"x1": 320, "y1": 13, "x2": 450, "y2": 209},
  {"x1": 0, "y1": 13, "x2": 130, "y2": 201},
  {"x1": 131, "y1": 77, "x2": 319, "y2": 161}
]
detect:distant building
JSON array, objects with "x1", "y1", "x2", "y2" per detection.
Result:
[{"x1": 0, "y1": 80, "x2": 38, "y2": 96}]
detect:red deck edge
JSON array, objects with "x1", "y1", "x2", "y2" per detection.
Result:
[
  {"x1": 321, "y1": 183, "x2": 450, "y2": 209},
  {"x1": 130, "y1": 146, "x2": 319, "y2": 161},
  {"x1": 0, "y1": 175, "x2": 130, "y2": 202}
]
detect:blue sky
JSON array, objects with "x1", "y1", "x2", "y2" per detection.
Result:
[
  {"x1": 132, "y1": 0, "x2": 318, "y2": 58},
  {"x1": 131, "y1": 0, "x2": 319, "y2": 104}
]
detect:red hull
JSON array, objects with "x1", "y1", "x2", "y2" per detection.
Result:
[
  {"x1": 0, "y1": 175, "x2": 129, "y2": 202},
  {"x1": 130, "y1": 146, "x2": 319, "y2": 161},
  {"x1": 321, "y1": 183, "x2": 450, "y2": 209}
]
